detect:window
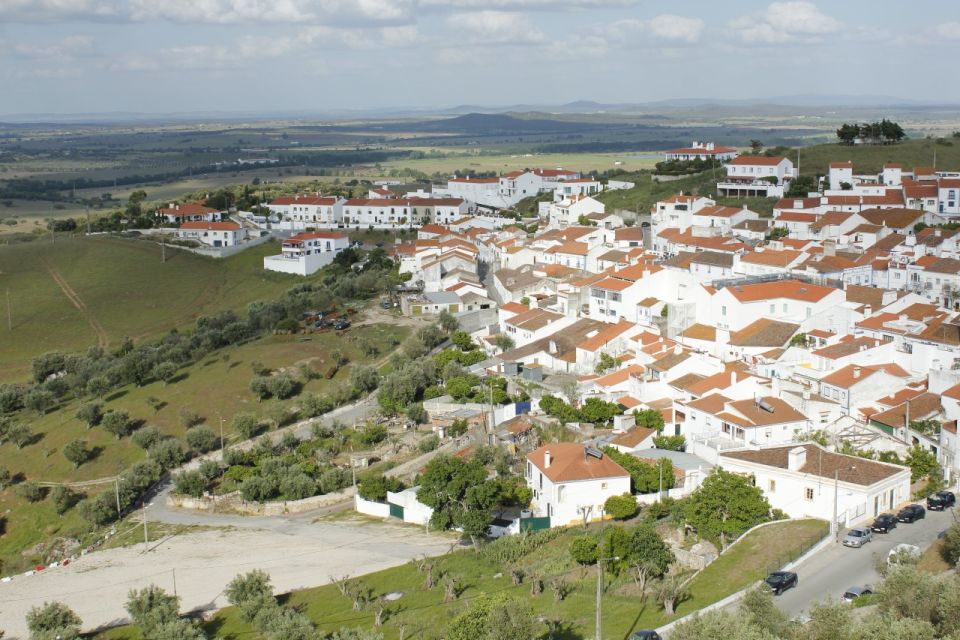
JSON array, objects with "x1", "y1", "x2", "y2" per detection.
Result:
[
  {"x1": 770, "y1": 304, "x2": 776, "y2": 314},
  {"x1": 805, "y1": 487, "x2": 814, "y2": 501},
  {"x1": 601, "y1": 482, "x2": 608, "y2": 490},
  {"x1": 722, "y1": 306, "x2": 727, "y2": 316},
  {"x1": 782, "y1": 303, "x2": 788, "y2": 313},
  {"x1": 768, "y1": 480, "x2": 776, "y2": 493},
  {"x1": 557, "y1": 485, "x2": 565, "y2": 503}
]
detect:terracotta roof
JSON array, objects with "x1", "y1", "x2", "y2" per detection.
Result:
[
  {"x1": 527, "y1": 443, "x2": 629, "y2": 482},
  {"x1": 820, "y1": 364, "x2": 881, "y2": 389},
  {"x1": 500, "y1": 302, "x2": 529, "y2": 315},
  {"x1": 579, "y1": 320, "x2": 637, "y2": 352},
  {"x1": 944, "y1": 383, "x2": 960, "y2": 401},
  {"x1": 681, "y1": 323, "x2": 717, "y2": 341},
  {"x1": 158, "y1": 202, "x2": 220, "y2": 216},
  {"x1": 729, "y1": 318, "x2": 799, "y2": 348},
  {"x1": 739, "y1": 249, "x2": 802, "y2": 268},
  {"x1": 721, "y1": 396, "x2": 808, "y2": 427},
  {"x1": 668, "y1": 372, "x2": 707, "y2": 391},
  {"x1": 611, "y1": 427, "x2": 657, "y2": 448},
  {"x1": 728, "y1": 156, "x2": 788, "y2": 166},
  {"x1": 506, "y1": 307, "x2": 563, "y2": 331},
  {"x1": 775, "y1": 196, "x2": 820, "y2": 210},
  {"x1": 593, "y1": 277, "x2": 634, "y2": 292},
  {"x1": 546, "y1": 241, "x2": 589, "y2": 256},
  {"x1": 858, "y1": 208, "x2": 925, "y2": 230},
  {"x1": 617, "y1": 395, "x2": 642, "y2": 409},
  {"x1": 270, "y1": 195, "x2": 340, "y2": 206},
  {"x1": 666, "y1": 145, "x2": 736, "y2": 155},
  {"x1": 449, "y1": 176, "x2": 499, "y2": 184},
  {"x1": 615, "y1": 227, "x2": 644, "y2": 241},
  {"x1": 179, "y1": 221, "x2": 240, "y2": 231},
  {"x1": 593, "y1": 364, "x2": 645, "y2": 388},
  {"x1": 649, "y1": 350, "x2": 690, "y2": 372},
  {"x1": 776, "y1": 212, "x2": 818, "y2": 223},
  {"x1": 721, "y1": 444, "x2": 905, "y2": 486},
  {"x1": 724, "y1": 279, "x2": 837, "y2": 303},
  {"x1": 870, "y1": 393, "x2": 942, "y2": 428},
  {"x1": 695, "y1": 205, "x2": 748, "y2": 219},
  {"x1": 285, "y1": 231, "x2": 347, "y2": 243}
]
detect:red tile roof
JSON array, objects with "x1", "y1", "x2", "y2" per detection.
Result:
[{"x1": 527, "y1": 443, "x2": 629, "y2": 482}]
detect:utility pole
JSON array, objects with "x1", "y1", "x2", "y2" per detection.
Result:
[
  {"x1": 596, "y1": 555, "x2": 619, "y2": 640},
  {"x1": 832, "y1": 469, "x2": 839, "y2": 542},
  {"x1": 5, "y1": 288, "x2": 10, "y2": 331},
  {"x1": 172, "y1": 568, "x2": 177, "y2": 597},
  {"x1": 85, "y1": 206, "x2": 91, "y2": 235},
  {"x1": 219, "y1": 413, "x2": 225, "y2": 461},
  {"x1": 115, "y1": 477, "x2": 122, "y2": 519},
  {"x1": 161, "y1": 233, "x2": 166, "y2": 263},
  {"x1": 142, "y1": 501, "x2": 148, "y2": 547}
]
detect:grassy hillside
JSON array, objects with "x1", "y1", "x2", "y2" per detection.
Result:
[
  {"x1": 0, "y1": 324, "x2": 408, "y2": 571},
  {"x1": 0, "y1": 237, "x2": 301, "y2": 382},
  {"x1": 794, "y1": 137, "x2": 960, "y2": 176}
]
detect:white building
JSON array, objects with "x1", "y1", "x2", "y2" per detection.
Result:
[
  {"x1": 156, "y1": 202, "x2": 223, "y2": 224},
  {"x1": 267, "y1": 195, "x2": 346, "y2": 229},
  {"x1": 554, "y1": 178, "x2": 602, "y2": 202},
  {"x1": 262, "y1": 231, "x2": 349, "y2": 276},
  {"x1": 718, "y1": 156, "x2": 796, "y2": 198},
  {"x1": 664, "y1": 142, "x2": 738, "y2": 162},
  {"x1": 526, "y1": 443, "x2": 631, "y2": 527},
  {"x1": 176, "y1": 221, "x2": 247, "y2": 247},
  {"x1": 342, "y1": 198, "x2": 469, "y2": 229},
  {"x1": 719, "y1": 444, "x2": 911, "y2": 527}
]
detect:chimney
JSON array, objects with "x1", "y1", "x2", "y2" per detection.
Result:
[
  {"x1": 544, "y1": 450, "x2": 551, "y2": 468},
  {"x1": 674, "y1": 344, "x2": 682, "y2": 355},
  {"x1": 853, "y1": 366, "x2": 862, "y2": 379},
  {"x1": 787, "y1": 446, "x2": 807, "y2": 471},
  {"x1": 730, "y1": 371, "x2": 737, "y2": 386}
]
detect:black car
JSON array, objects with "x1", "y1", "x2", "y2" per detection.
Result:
[
  {"x1": 897, "y1": 504, "x2": 926, "y2": 523},
  {"x1": 871, "y1": 514, "x2": 898, "y2": 533},
  {"x1": 333, "y1": 318, "x2": 351, "y2": 330},
  {"x1": 927, "y1": 491, "x2": 956, "y2": 511},
  {"x1": 764, "y1": 571, "x2": 798, "y2": 595},
  {"x1": 628, "y1": 633, "x2": 661, "y2": 640}
]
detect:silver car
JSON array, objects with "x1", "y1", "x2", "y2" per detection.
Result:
[{"x1": 842, "y1": 527, "x2": 873, "y2": 548}]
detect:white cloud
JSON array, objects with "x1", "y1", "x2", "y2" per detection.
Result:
[
  {"x1": 0, "y1": 0, "x2": 122, "y2": 22},
  {"x1": 8, "y1": 34, "x2": 95, "y2": 58},
  {"x1": 730, "y1": 1, "x2": 840, "y2": 44},
  {"x1": 445, "y1": 10, "x2": 545, "y2": 44},
  {"x1": 931, "y1": 22, "x2": 960, "y2": 41},
  {"x1": 603, "y1": 14, "x2": 704, "y2": 46}
]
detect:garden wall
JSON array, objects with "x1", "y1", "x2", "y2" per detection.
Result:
[{"x1": 167, "y1": 486, "x2": 354, "y2": 516}]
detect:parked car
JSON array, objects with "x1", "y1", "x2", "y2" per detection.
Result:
[
  {"x1": 897, "y1": 504, "x2": 926, "y2": 523},
  {"x1": 841, "y1": 585, "x2": 873, "y2": 603},
  {"x1": 628, "y1": 632, "x2": 661, "y2": 640},
  {"x1": 764, "y1": 571, "x2": 798, "y2": 595},
  {"x1": 333, "y1": 318, "x2": 351, "y2": 330},
  {"x1": 379, "y1": 298, "x2": 393, "y2": 309},
  {"x1": 887, "y1": 543, "x2": 921, "y2": 565},
  {"x1": 842, "y1": 527, "x2": 873, "y2": 548},
  {"x1": 870, "y1": 514, "x2": 898, "y2": 533},
  {"x1": 927, "y1": 491, "x2": 956, "y2": 511}
]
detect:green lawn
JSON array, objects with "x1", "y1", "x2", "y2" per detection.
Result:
[
  {"x1": 93, "y1": 518, "x2": 828, "y2": 639},
  {"x1": 594, "y1": 171, "x2": 717, "y2": 213},
  {"x1": 0, "y1": 236, "x2": 304, "y2": 382},
  {"x1": 794, "y1": 138, "x2": 960, "y2": 177},
  {"x1": 0, "y1": 324, "x2": 408, "y2": 573}
]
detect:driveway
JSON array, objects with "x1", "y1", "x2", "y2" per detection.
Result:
[
  {"x1": 770, "y1": 505, "x2": 953, "y2": 617},
  {"x1": 0, "y1": 516, "x2": 454, "y2": 638}
]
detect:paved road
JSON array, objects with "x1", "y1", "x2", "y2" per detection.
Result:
[{"x1": 771, "y1": 506, "x2": 955, "y2": 617}]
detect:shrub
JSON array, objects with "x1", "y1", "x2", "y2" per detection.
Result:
[
  {"x1": 150, "y1": 438, "x2": 187, "y2": 470},
  {"x1": 76, "y1": 402, "x2": 104, "y2": 428},
  {"x1": 51, "y1": 485, "x2": 80, "y2": 515},
  {"x1": 569, "y1": 536, "x2": 599, "y2": 566},
  {"x1": 359, "y1": 423, "x2": 388, "y2": 445},
  {"x1": 178, "y1": 408, "x2": 204, "y2": 429},
  {"x1": 419, "y1": 434, "x2": 440, "y2": 453},
  {"x1": 605, "y1": 493, "x2": 639, "y2": 520},
  {"x1": 268, "y1": 373, "x2": 298, "y2": 400},
  {"x1": 174, "y1": 470, "x2": 210, "y2": 498},
  {"x1": 132, "y1": 426, "x2": 162, "y2": 450},
  {"x1": 186, "y1": 425, "x2": 218, "y2": 453},
  {"x1": 102, "y1": 409, "x2": 133, "y2": 440},
  {"x1": 406, "y1": 403, "x2": 428, "y2": 424},
  {"x1": 232, "y1": 412, "x2": 261, "y2": 440},
  {"x1": 16, "y1": 481, "x2": 46, "y2": 503},
  {"x1": 357, "y1": 472, "x2": 404, "y2": 502}
]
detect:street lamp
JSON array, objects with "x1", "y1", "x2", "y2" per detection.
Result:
[{"x1": 596, "y1": 555, "x2": 619, "y2": 640}]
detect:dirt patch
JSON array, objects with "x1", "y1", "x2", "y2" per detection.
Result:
[{"x1": 43, "y1": 258, "x2": 109, "y2": 348}]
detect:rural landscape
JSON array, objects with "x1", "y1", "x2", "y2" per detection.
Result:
[{"x1": 6, "y1": 1, "x2": 960, "y2": 640}]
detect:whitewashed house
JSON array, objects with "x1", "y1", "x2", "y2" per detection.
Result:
[
  {"x1": 719, "y1": 444, "x2": 911, "y2": 527},
  {"x1": 262, "y1": 231, "x2": 349, "y2": 276},
  {"x1": 718, "y1": 156, "x2": 795, "y2": 198},
  {"x1": 176, "y1": 221, "x2": 247, "y2": 247},
  {"x1": 526, "y1": 443, "x2": 631, "y2": 527}
]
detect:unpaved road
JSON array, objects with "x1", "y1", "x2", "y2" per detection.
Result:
[{"x1": 0, "y1": 517, "x2": 454, "y2": 638}]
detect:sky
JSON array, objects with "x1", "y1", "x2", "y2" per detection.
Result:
[{"x1": 1, "y1": 0, "x2": 959, "y2": 115}]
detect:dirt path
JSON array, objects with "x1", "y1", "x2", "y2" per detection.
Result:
[
  {"x1": 0, "y1": 518, "x2": 453, "y2": 638},
  {"x1": 43, "y1": 259, "x2": 109, "y2": 349}
]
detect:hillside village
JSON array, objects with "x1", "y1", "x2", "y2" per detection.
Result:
[{"x1": 219, "y1": 143, "x2": 960, "y2": 538}]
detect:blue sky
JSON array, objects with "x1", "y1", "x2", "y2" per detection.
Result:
[{"x1": 1, "y1": 1, "x2": 958, "y2": 115}]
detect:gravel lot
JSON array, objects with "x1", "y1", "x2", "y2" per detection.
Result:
[{"x1": 0, "y1": 517, "x2": 453, "y2": 638}]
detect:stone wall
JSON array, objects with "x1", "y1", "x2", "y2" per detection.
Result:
[{"x1": 167, "y1": 486, "x2": 354, "y2": 516}]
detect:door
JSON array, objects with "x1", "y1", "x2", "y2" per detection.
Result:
[{"x1": 388, "y1": 502, "x2": 404, "y2": 520}]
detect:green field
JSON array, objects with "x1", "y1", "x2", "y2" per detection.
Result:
[
  {"x1": 0, "y1": 323, "x2": 408, "y2": 571},
  {"x1": 91, "y1": 518, "x2": 826, "y2": 639},
  {"x1": 793, "y1": 138, "x2": 960, "y2": 176},
  {"x1": 0, "y1": 236, "x2": 306, "y2": 382},
  {"x1": 377, "y1": 149, "x2": 660, "y2": 176}
]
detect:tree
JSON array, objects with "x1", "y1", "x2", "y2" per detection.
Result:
[
  {"x1": 350, "y1": 365, "x2": 380, "y2": 394},
  {"x1": 16, "y1": 481, "x2": 45, "y2": 503},
  {"x1": 76, "y1": 402, "x2": 104, "y2": 428},
  {"x1": 447, "y1": 593, "x2": 533, "y2": 640},
  {"x1": 25, "y1": 388, "x2": 56, "y2": 415},
  {"x1": 519, "y1": 297, "x2": 530, "y2": 307},
  {"x1": 153, "y1": 361, "x2": 178, "y2": 385},
  {"x1": 493, "y1": 334, "x2": 514, "y2": 352},
  {"x1": 250, "y1": 376, "x2": 272, "y2": 402},
  {"x1": 185, "y1": 425, "x2": 218, "y2": 453},
  {"x1": 942, "y1": 522, "x2": 960, "y2": 566},
  {"x1": 634, "y1": 409, "x2": 665, "y2": 431},
  {"x1": 102, "y1": 409, "x2": 133, "y2": 440},
  {"x1": 149, "y1": 439, "x2": 186, "y2": 470},
  {"x1": 685, "y1": 468, "x2": 773, "y2": 548},
  {"x1": 26, "y1": 601, "x2": 82, "y2": 640},
  {"x1": 405, "y1": 403, "x2": 428, "y2": 424},
  {"x1": 63, "y1": 439, "x2": 91, "y2": 469},
  {"x1": 268, "y1": 373, "x2": 297, "y2": 400},
  {"x1": 225, "y1": 570, "x2": 275, "y2": 622},
  {"x1": 654, "y1": 573, "x2": 689, "y2": 616},
  {"x1": 594, "y1": 352, "x2": 621, "y2": 374},
  {"x1": 450, "y1": 331, "x2": 475, "y2": 351},
  {"x1": 360, "y1": 423, "x2": 388, "y2": 445},
  {"x1": 9, "y1": 422, "x2": 33, "y2": 449},
  {"x1": 569, "y1": 536, "x2": 599, "y2": 566},
  {"x1": 749, "y1": 139, "x2": 763, "y2": 153},
  {"x1": 416, "y1": 454, "x2": 492, "y2": 536},
  {"x1": 174, "y1": 470, "x2": 210, "y2": 498},
  {"x1": 603, "y1": 447, "x2": 674, "y2": 494},
  {"x1": 132, "y1": 426, "x2": 162, "y2": 450},
  {"x1": 904, "y1": 444, "x2": 940, "y2": 482},
  {"x1": 653, "y1": 434, "x2": 685, "y2": 451},
  {"x1": 149, "y1": 618, "x2": 207, "y2": 640},
  {"x1": 604, "y1": 493, "x2": 638, "y2": 520},
  {"x1": 0, "y1": 465, "x2": 10, "y2": 489},
  {"x1": 739, "y1": 585, "x2": 793, "y2": 638},
  {"x1": 670, "y1": 609, "x2": 771, "y2": 640},
  {"x1": 51, "y1": 485, "x2": 80, "y2": 515},
  {"x1": 438, "y1": 310, "x2": 459, "y2": 333},
  {"x1": 233, "y1": 412, "x2": 262, "y2": 440},
  {"x1": 357, "y1": 472, "x2": 404, "y2": 502},
  {"x1": 126, "y1": 584, "x2": 181, "y2": 636},
  {"x1": 86, "y1": 375, "x2": 110, "y2": 399}
]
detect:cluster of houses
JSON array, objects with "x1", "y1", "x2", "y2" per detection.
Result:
[
  {"x1": 342, "y1": 149, "x2": 960, "y2": 536},
  {"x1": 156, "y1": 147, "x2": 960, "y2": 536}
]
